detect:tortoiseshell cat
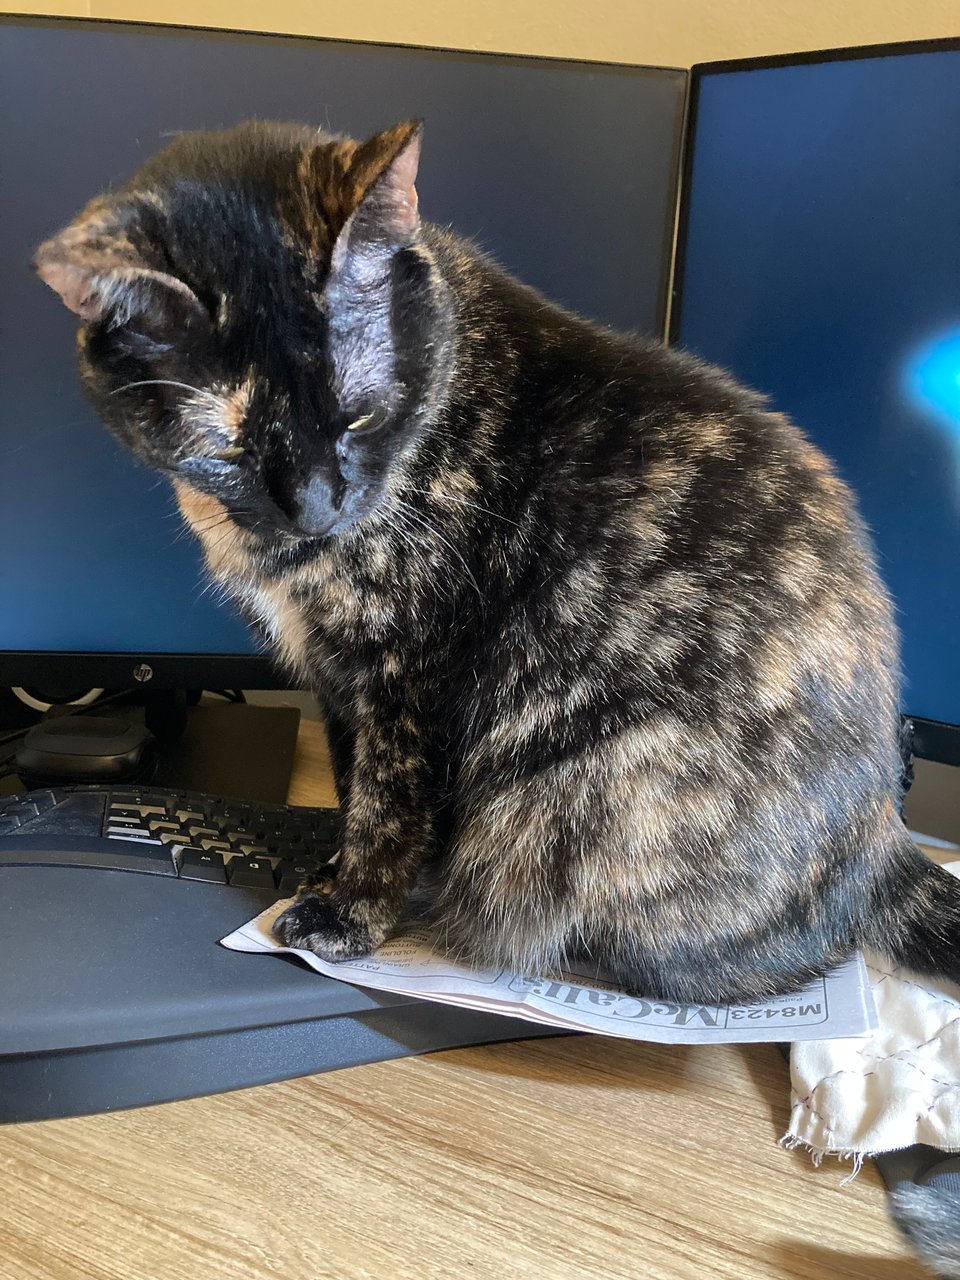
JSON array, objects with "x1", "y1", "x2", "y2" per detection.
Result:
[{"x1": 34, "y1": 120, "x2": 960, "y2": 1002}]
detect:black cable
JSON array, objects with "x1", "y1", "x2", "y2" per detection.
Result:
[{"x1": 207, "y1": 689, "x2": 247, "y2": 703}]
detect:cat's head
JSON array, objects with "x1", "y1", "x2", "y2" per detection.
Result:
[{"x1": 34, "y1": 120, "x2": 455, "y2": 557}]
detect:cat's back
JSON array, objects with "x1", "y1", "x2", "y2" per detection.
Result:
[
  {"x1": 494, "y1": 292, "x2": 884, "y2": 638},
  {"x1": 447, "y1": 259, "x2": 901, "y2": 786},
  {"x1": 440, "y1": 230, "x2": 862, "y2": 572}
]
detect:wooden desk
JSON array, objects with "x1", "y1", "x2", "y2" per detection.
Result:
[{"x1": 0, "y1": 720, "x2": 924, "y2": 1280}]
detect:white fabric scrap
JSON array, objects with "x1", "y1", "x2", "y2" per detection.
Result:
[{"x1": 786, "y1": 861, "x2": 960, "y2": 1167}]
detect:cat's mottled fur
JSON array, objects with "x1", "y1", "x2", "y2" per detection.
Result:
[
  {"x1": 34, "y1": 120, "x2": 960, "y2": 1003},
  {"x1": 890, "y1": 1180, "x2": 960, "y2": 1278}
]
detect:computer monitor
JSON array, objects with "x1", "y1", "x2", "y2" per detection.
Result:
[
  {"x1": 673, "y1": 38, "x2": 960, "y2": 766},
  {"x1": 0, "y1": 16, "x2": 686, "y2": 697}
]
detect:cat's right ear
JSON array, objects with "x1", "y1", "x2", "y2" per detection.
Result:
[
  {"x1": 327, "y1": 121, "x2": 424, "y2": 277},
  {"x1": 33, "y1": 215, "x2": 208, "y2": 333}
]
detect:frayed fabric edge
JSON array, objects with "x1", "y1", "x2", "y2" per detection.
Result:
[{"x1": 780, "y1": 1133, "x2": 872, "y2": 1184}]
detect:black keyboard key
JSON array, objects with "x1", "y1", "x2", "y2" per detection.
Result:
[
  {"x1": 172, "y1": 808, "x2": 207, "y2": 825},
  {"x1": 112, "y1": 803, "x2": 166, "y2": 818},
  {"x1": 199, "y1": 838, "x2": 235, "y2": 854},
  {"x1": 186, "y1": 825, "x2": 221, "y2": 841},
  {"x1": 179, "y1": 848, "x2": 228, "y2": 883},
  {"x1": 313, "y1": 808, "x2": 341, "y2": 825},
  {"x1": 106, "y1": 824, "x2": 159, "y2": 842},
  {"x1": 276, "y1": 858, "x2": 325, "y2": 895},
  {"x1": 108, "y1": 806, "x2": 153, "y2": 823},
  {"x1": 312, "y1": 814, "x2": 342, "y2": 839},
  {"x1": 278, "y1": 823, "x2": 310, "y2": 842},
  {"x1": 236, "y1": 842, "x2": 270, "y2": 857},
  {"x1": 221, "y1": 804, "x2": 254, "y2": 822},
  {"x1": 221, "y1": 823, "x2": 259, "y2": 843},
  {"x1": 228, "y1": 857, "x2": 277, "y2": 889}
]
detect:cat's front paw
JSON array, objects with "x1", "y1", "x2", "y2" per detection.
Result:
[{"x1": 274, "y1": 893, "x2": 374, "y2": 961}]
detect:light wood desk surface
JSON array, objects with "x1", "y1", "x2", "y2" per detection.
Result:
[{"x1": 0, "y1": 719, "x2": 927, "y2": 1280}]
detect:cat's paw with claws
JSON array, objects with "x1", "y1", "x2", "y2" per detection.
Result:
[{"x1": 273, "y1": 894, "x2": 374, "y2": 961}]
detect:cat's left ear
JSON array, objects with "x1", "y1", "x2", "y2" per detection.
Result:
[
  {"x1": 331, "y1": 120, "x2": 423, "y2": 270},
  {"x1": 33, "y1": 205, "x2": 207, "y2": 333}
]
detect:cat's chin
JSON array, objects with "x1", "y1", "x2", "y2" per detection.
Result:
[
  {"x1": 260, "y1": 534, "x2": 329, "y2": 573},
  {"x1": 258, "y1": 526, "x2": 360, "y2": 573}
]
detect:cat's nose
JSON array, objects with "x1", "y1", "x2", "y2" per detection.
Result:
[{"x1": 293, "y1": 471, "x2": 343, "y2": 537}]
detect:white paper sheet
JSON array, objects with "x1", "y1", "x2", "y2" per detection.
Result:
[{"x1": 221, "y1": 898, "x2": 878, "y2": 1045}]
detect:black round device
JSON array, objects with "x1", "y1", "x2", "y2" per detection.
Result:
[{"x1": 14, "y1": 717, "x2": 158, "y2": 786}]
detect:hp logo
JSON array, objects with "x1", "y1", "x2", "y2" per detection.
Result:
[{"x1": 132, "y1": 663, "x2": 154, "y2": 684}]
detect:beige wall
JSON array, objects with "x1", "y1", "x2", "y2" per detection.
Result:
[{"x1": 5, "y1": 1, "x2": 958, "y2": 67}]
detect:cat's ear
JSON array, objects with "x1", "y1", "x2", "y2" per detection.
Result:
[
  {"x1": 33, "y1": 210, "x2": 208, "y2": 333},
  {"x1": 329, "y1": 121, "x2": 423, "y2": 273},
  {"x1": 347, "y1": 119, "x2": 422, "y2": 244},
  {"x1": 34, "y1": 253, "x2": 207, "y2": 333}
]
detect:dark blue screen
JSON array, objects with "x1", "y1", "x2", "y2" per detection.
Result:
[
  {"x1": 0, "y1": 19, "x2": 684, "y2": 661},
  {"x1": 679, "y1": 48, "x2": 960, "y2": 726}
]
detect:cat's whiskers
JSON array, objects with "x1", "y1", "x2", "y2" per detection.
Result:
[
  {"x1": 195, "y1": 573, "x2": 234, "y2": 606},
  {"x1": 201, "y1": 510, "x2": 257, "y2": 543},
  {"x1": 390, "y1": 497, "x2": 483, "y2": 604},
  {"x1": 383, "y1": 503, "x2": 455, "y2": 625},
  {"x1": 110, "y1": 378, "x2": 224, "y2": 407},
  {"x1": 193, "y1": 573, "x2": 228, "y2": 605},
  {"x1": 386, "y1": 501, "x2": 468, "y2": 623},
  {"x1": 382, "y1": 511, "x2": 421, "y2": 565},
  {"x1": 403, "y1": 486, "x2": 523, "y2": 530},
  {"x1": 190, "y1": 518, "x2": 255, "y2": 600},
  {"x1": 186, "y1": 512, "x2": 234, "y2": 537},
  {"x1": 381, "y1": 501, "x2": 453, "y2": 622},
  {"x1": 195, "y1": 521, "x2": 237, "y2": 548}
]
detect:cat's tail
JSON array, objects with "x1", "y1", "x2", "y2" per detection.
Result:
[
  {"x1": 889, "y1": 1177, "x2": 960, "y2": 1279},
  {"x1": 864, "y1": 837, "x2": 960, "y2": 1278},
  {"x1": 868, "y1": 830, "x2": 960, "y2": 986}
]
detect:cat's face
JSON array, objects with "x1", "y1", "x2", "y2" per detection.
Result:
[{"x1": 34, "y1": 120, "x2": 453, "y2": 562}]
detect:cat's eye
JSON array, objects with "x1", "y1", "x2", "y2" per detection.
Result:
[
  {"x1": 346, "y1": 413, "x2": 376, "y2": 434},
  {"x1": 341, "y1": 410, "x2": 388, "y2": 443}
]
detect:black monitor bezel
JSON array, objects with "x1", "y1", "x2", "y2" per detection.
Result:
[
  {"x1": 670, "y1": 34, "x2": 960, "y2": 346},
  {"x1": 669, "y1": 36, "x2": 960, "y2": 765},
  {"x1": 0, "y1": 650, "x2": 286, "y2": 693},
  {"x1": 0, "y1": 12, "x2": 686, "y2": 695}
]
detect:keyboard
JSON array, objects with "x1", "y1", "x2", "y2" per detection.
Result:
[
  {"x1": 0, "y1": 782, "x2": 341, "y2": 894},
  {"x1": 0, "y1": 784, "x2": 558, "y2": 1123}
]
